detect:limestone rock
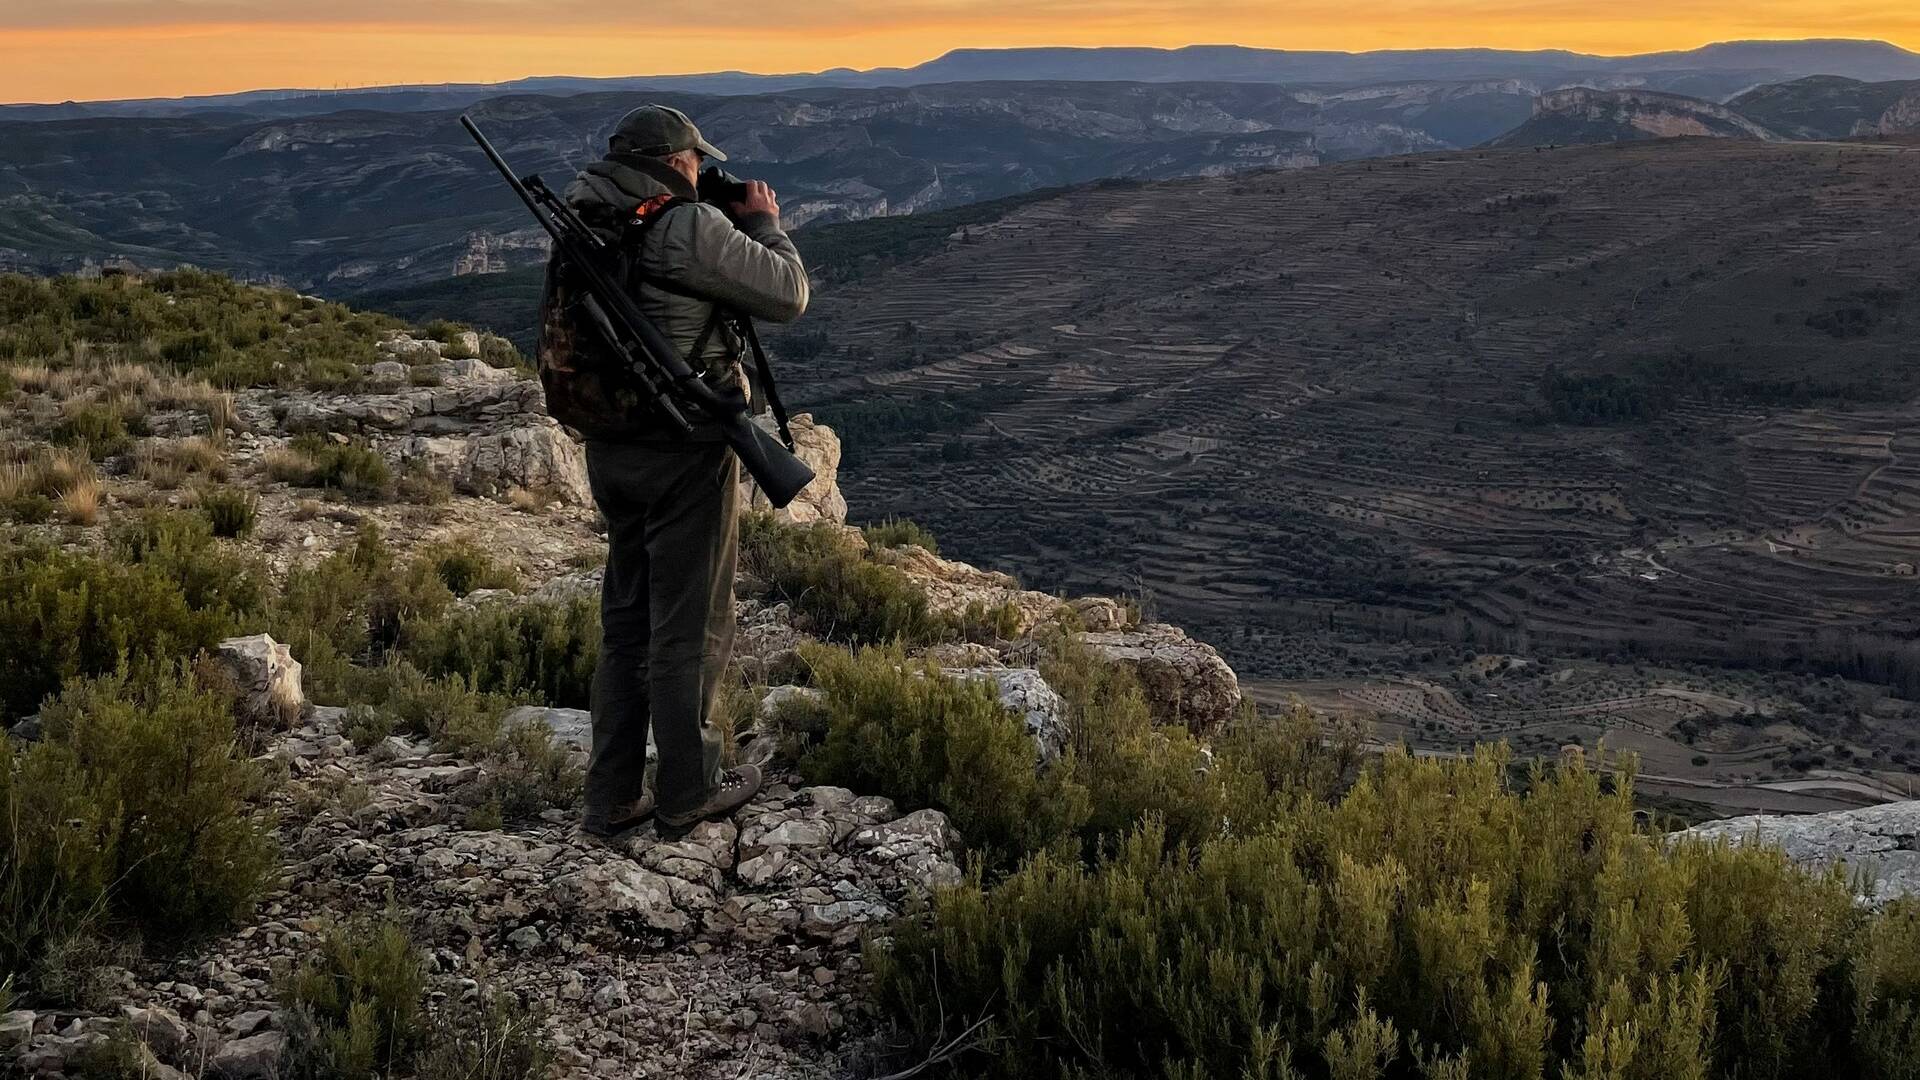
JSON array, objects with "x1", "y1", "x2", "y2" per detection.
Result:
[
  {"x1": 1680, "y1": 800, "x2": 1920, "y2": 906},
  {"x1": 213, "y1": 635, "x2": 306, "y2": 726},
  {"x1": 0, "y1": 1012, "x2": 33, "y2": 1051},
  {"x1": 947, "y1": 667, "x2": 1069, "y2": 765},
  {"x1": 209, "y1": 1031, "x2": 285, "y2": 1080},
  {"x1": 367, "y1": 360, "x2": 410, "y2": 387},
  {"x1": 740, "y1": 414, "x2": 846, "y2": 525},
  {"x1": 876, "y1": 545, "x2": 1065, "y2": 636},
  {"x1": 756, "y1": 685, "x2": 828, "y2": 736},
  {"x1": 1081, "y1": 624, "x2": 1242, "y2": 737},
  {"x1": 398, "y1": 420, "x2": 590, "y2": 505},
  {"x1": 120, "y1": 1005, "x2": 192, "y2": 1060}
]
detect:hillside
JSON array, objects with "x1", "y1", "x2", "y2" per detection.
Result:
[
  {"x1": 768, "y1": 138, "x2": 1920, "y2": 708},
  {"x1": 1486, "y1": 86, "x2": 1784, "y2": 147},
  {"x1": 1734, "y1": 75, "x2": 1920, "y2": 138}
]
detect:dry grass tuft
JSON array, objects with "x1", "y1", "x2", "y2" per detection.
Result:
[
  {"x1": 57, "y1": 474, "x2": 102, "y2": 525},
  {"x1": 505, "y1": 486, "x2": 544, "y2": 515}
]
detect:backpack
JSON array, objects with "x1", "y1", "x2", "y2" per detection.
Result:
[{"x1": 536, "y1": 196, "x2": 795, "y2": 447}]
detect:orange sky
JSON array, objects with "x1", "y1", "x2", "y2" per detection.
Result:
[{"x1": 2, "y1": 2, "x2": 1918, "y2": 104}]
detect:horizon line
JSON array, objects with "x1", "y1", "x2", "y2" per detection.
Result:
[{"x1": 5, "y1": 34, "x2": 1911, "y2": 110}]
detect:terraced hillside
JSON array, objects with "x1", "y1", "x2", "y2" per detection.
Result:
[{"x1": 783, "y1": 137, "x2": 1920, "y2": 693}]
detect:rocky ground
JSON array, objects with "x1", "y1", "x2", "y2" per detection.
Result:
[{"x1": 1, "y1": 332, "x2": 1249, "y2": 1078}]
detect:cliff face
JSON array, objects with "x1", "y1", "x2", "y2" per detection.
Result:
[{"x1": 1486, "y1": 86, "x2": 1784, "y2": 147}]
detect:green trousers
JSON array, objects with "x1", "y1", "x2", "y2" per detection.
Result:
[{"x1": 583, "y1": 440, "x2": 737, "y2": 820}]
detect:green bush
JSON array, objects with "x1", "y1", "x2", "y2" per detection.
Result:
[
  {"x1": 742, "y1": 513, "x2": 951, "y2": 645},
  {"x1": 0, "y1": 669, "x2": 276, "y2": 995},
  {"x1": 417, "y1": 539, "x2": 520, "y2": 597},
  {"x1": 863, "y1": 516, "x2": 940, "y2": 553},
  {"x1": 281, "y1": 914, "x2": 428, "y2": 1080},
  {"x1": 109, "y1": 508, "x2": 266, "y2": 623},
  {"x1": 872, "y1": 747, "x2": 1920, "y2": 1080},
  {"x1": 399, "y1": 597, "x2": 598, "y2": 710},
  {"x1": 270, "y1": 434, "x2": 392, "y2": 499},
  {"x1": 50, "y1": 401, "x2": 139, "y2": 460},
  {"x1": 0, "y1": 539, "x2": 241, "y2": 720},
  {"x1": 416, "y1": 990, "x2": 550, "y2": 1080},
  {"x1": 462, "y1": 717, "x2": 583, "y2": 826},
  {"x1": 198, "y1": 486, "x2": 258, "y2": 538},
  {"x1": 266, "y1": 526, "x2": 452, "y2": 696},
  {"x1": 800, "y1": 644, "x2": 1089, "y2": 864}
]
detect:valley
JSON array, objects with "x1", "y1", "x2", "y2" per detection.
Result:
[{"x1": 770, "y1": 136, "x2": 1920, "y2": 807}]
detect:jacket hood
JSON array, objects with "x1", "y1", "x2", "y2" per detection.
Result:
[{"x1": 564, "y1": 154, "x2": 696, "y2": 211}]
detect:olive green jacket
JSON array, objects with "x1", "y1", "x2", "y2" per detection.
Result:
[{"x1": 541, "y1": 154, "x2": 808, "y2": 441}]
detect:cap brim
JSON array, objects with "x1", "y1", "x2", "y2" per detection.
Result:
[{"x1": 694, "y1": 137, "x2": 727, "y2": 162}]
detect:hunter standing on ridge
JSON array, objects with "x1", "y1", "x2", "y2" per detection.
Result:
[{"x1": 536, "y1": 104, "x2": 809, "y2": 838}]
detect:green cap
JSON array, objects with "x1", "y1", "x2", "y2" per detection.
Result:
[{"x1": 608, "y1": 104, "x2": 727, "y2": 161}]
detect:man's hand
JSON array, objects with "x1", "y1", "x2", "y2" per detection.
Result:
[{"x1": 731, "y1": 180, "x2": 780, "y2": 223}]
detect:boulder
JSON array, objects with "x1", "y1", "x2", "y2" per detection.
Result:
[
  {"x1": 947, "y1": 667, "x2": 1070, "y2": 765},
  {"x1": 212, "y1": 635, "x2": 306, "y2": 726},
  {"x1": 1680, "y1": 800, "x2": 1920, "y2": 906},
  {"x1": 740, "y1": 414, "x2": 846, "y2": 525},
  {"x1": 397, "y1": 420, "x2": 590, "y2": 505},
  {"x1": 119, "y1": 1005, "x2": 192, "y2": 1061},
  {"x1": 367, "y1": 360, "x2": 410, "y2": 387},
  {"x1": 209, "y1": 1031, "x2": 285, "y2": 1080},
  {"x1": 1081, "y1": 624, "x2": 1242, "y2": 738},
  {"x1": 0, "y1": 1011, "x2": 34, "y2": 1051}
]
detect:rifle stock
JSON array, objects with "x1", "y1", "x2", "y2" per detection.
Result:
[{"x1": 460, "y1": 114, "x2": 816, "y2": 509}]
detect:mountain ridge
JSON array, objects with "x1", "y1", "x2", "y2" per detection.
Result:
[{"x1": 8, "y1": 38, "x2": 1919, "y2": 118}]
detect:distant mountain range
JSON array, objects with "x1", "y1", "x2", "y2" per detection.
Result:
[
  {"x1": 0, "y1": 79, "x2": 1544, "y2": 290},
  {"x1": 7, "y1": 39, "x2": 1920, "y2": 119},
  {"x1": 1488, "y1": 75, "x2": 1920, "y2": 148},
  {"x1": 3, "y1": 41, "x2": 1918, "y2": 296}
]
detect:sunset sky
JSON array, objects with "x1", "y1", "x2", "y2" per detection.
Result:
[{"x1": 2, "y1": 1, "x2": 1918, "y2": 104}]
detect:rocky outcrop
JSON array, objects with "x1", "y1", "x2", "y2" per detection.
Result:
[
  {"x1": 1488, "y1": 87, "x2": 1784, "y2": 148},
  {"x1": 237, "y1": 341, "x2": 594, "y2": 505},
  {"x1": 1680, "y1": 800, "x2": 1920, "y2": 907},
  {"x1": 740, "y1": 413, "x2": 846, "y2": 525},
  {"x1": 212, "y1": 634, "x2": 305, "y2": 727},
  {"x1": 1081, "y1": 624, "x2": 1243, "y2": 737},
  {"x1": 875, "y1": 544, "x2": 1065, "y2": 636}
]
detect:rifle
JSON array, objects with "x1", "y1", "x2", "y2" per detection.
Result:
[{"x1": 459, "y1": 114, "x2": 816, "y2": 509}]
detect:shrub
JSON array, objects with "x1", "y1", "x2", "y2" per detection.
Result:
[
  {"x1": 0, "y1": 669, "x2": 276, "y2": 994},
  {"x1": 0, "y1": 539, "x2": 241, "y2": 719},
  {"x1": 110, "y1": 508, "x2": 266, "y2": 621},
  {"x1": 461, "y1": 717, "x2": 583, "y2": 826},
  {"x1": 267, "y1": 434, "x2": 392, "y2": 499},
  {"x1": 418, "y1": 539, "x2": 520, "y2": 597},
  {"x1": 400, "y1": 597, "x2": 598, "y2": 710},
  {"x1": 799, "y1": 643, "x2": 1089, "y2": 864},
  {"x1": 415, "y1": 989, "x2": 551, "y2": 1080},
  {"x1": 281, "y1": 914, "x2": 428, "y2": 1080},
  {"x1": 56, "y1": 474, "x2": 102, "y2": 525},
  {"x1": 871, "y1": 747, "x2": 1920, "y2": 1080},
  {"x1": 863, "y1": 516, "x2": 940, "y2": 553},
  {"x1": 266, "y1": 526, "x2": 452, "y2": 696},
  {"x1": 742, "y1": 513, "x2": 951, "y2": 645},
  {"x1": 198, "y1": 486, "x2": 258, "y2": 538},
  {"x1": 50, "y1": 399, "x2": 140, "y2": 460}
]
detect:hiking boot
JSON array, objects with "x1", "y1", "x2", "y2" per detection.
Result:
[
  {"x1": 581, "y1": 792, "x2": 656, "y2": 838},
  {"x1": 656, "y1": 764, "x2": 763, "y2": 837}
]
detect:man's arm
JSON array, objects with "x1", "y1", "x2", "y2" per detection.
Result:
[{"x1": 663, "y1": 185, "x2": 809, "y2": 323}]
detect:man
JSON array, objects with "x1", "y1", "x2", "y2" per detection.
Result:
[{"x1": 539, "y1": 104, "x2": 809, "y2": 838}]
